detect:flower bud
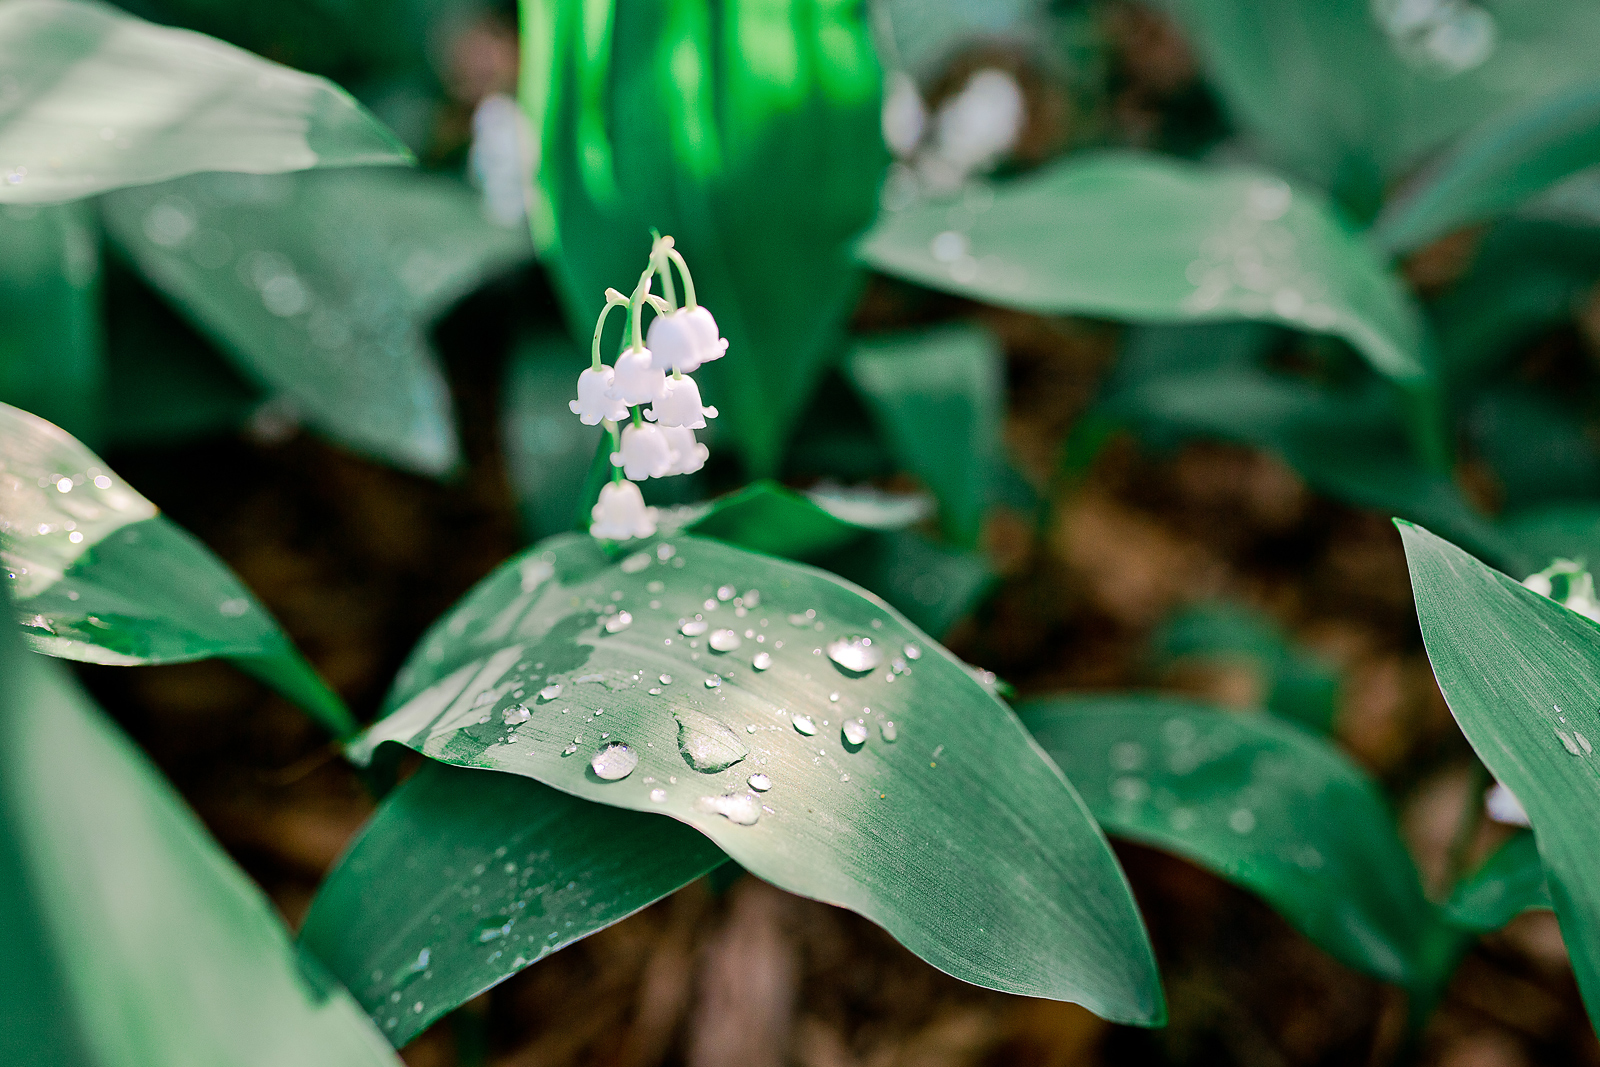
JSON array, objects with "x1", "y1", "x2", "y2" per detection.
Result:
[
  {"x1": 646, "y1": 306, "x2": 728, "y2": 374},
  {"x1": 646, "y1": 373, "x2": 718, "y2": 429},
  {"x1": 611, "y1": 423, "x2": 675, "y2": 480},
  {"x1": 589, "y1": 479, "x2": 657, "y2": 540},
  {"x1": 569, "y1": 366, "x2": 629, "y2": 425},
  {"x1": 661, "y1": 426, "x2": 709, "y2": 476},
  {"x1": 609, "y1": 347, "x2": 668, "y2": 406}
]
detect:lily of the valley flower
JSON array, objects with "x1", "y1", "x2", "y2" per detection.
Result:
[
  {"x1": 590, "y1": 479, "x2": 658, "y2": 540},
  {"x1": 661, "y1": 426, "x2": 709, "y2": 476},
  {"x1": 647, "y1": 374, "x2": 717, "y2": 429},
  {"x1": 612, "y1": 423, "x2": 675, "y2": 480},
  {"x1": 570, "y1": 366, "x2": 629, "y2": 425},
  {"x1": 609, "y1": 347, "x2": 668, "y2": 405},
  {"x1": 646, "y1": 305, "x2": 728, "y2": 374}
]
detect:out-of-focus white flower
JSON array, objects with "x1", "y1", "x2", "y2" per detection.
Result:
[
  {"x1": 881, "y1": 72, "x2": 927, "y2": 158},
  {"x1": 468, "y1": 93, "x2": 535, "y2": 227},
  {"x1": 933, "y1": 68, "x2": 1025, "y2": 174},
  {"x1": 647, "y1": 374, "x2": 718, "y2": 429},
  {"x1": 589, "y1": 479, "x2": 657, "y2": 540},
  {"x1": 1371, "y1": 0, "x2": 1495, "y2": 75},
  {"x1": 1485, "y1": 782, "x2": 1531, "y2": 827},
  {"x1": 609, "y1": 347, "x2": 667, "y2": 405},
  {"x1": 661, "y1": 426, "x2": 709, "y2": 476},
  {"x1": 611, "y1": 423, "x2": 675, "y2": 480},
  {"x1": 1523, "y1": 558, "x2": 1600, "y2": 622},
  {"x1": 570, "y1": 366, "x2": 628, "y2": 425},
  {"x1": 646, "y1": 306, "x2": 727, "y2": 374}
]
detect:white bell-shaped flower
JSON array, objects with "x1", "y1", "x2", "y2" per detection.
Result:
[
  {"x1": 646, "y1": 306, "x2": 728, "y2": 373},
  {"x1": 646, "y1": 373, "x2": 718, "y2": 429},
  {"x1": 608, "y1": 347, "x2": 668, "y2": 406},
  {"x1": 611, "y1": 423, "x2": 675, "y2": 480},
  {"x1": 1484, "y1": 782, "x2": 1531, "y2": 827},
  {"x1": 589, "y1": 479, "x2": 657, "y2": 540},
  {"x1": 881, "y1": 72, "x2": 927, "y2": 158},
  {"x1": 569, "y1": 366, "x2": 628, "y2": 425},
  {"x1": 934, "y1": 68, "x2": 1024, "y2": 173},
  {"x1": 662, "y1": 426, "x2": 709, "y2": 476}
]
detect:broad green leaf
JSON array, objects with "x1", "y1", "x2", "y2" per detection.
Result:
[
  {"x1": 1376, "y1": 81, "x2": 1600, "y2": 253},
  {"x1": 686, "y1": 481, "x2": 876, "y2": 561},
  {"x1": 1446, "y1": 830, "x2": 1552, "y2": 934},
  {"x1": 845, "y1": 324, "x2": 1004, "y2": 547},
  {"x1": 523, "y1": 0, "x2": 888, "y2": 475},
  {"x1": 814, "y1": 528, "x2": 994, "y2": 639},
  {"x1": 858, "y1": 153, "x2": 1430, "y2": 395},
  {"x1": 349, "y1": 531, "x2": 1164, "y2": 1024},
  {"x1": 0, "y1": 402, "x2": 352, "y2": 736},
  {"x1": 1021, "y1": 694, "x2": 1456, "y2": 992},
  {"x1": 300, "y1": 759, "x2": 724, "y2": 1048},
  {"x1": 0, "y1": 0, "x2": 409, "y2": 205},
  {"x1": 103, "y1": 168, "x2": 533, "y2": 475},
  {"x1": 877, "y1": 0, "x2": 1045, "y2": 78},
  {"x1": 1397, "y1": 520, "x2": 1600, "y2": 1019},
  {"x1": 0, "y1": 591, "x2": 401, "y2": 1067},
  {"x1": 0, "y1": 201, "x2": 102, "y2": 442},
  {"x1": 1151, "y1": 601, "x2": 1340, "y2": 732},
  {"x1": 1501, "y1": 505, "x2": 1600, "y2": 576}
]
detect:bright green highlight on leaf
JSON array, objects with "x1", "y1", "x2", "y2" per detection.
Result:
[
  {"x1": 0, "y1": 0, "x2": 410, "y2": 205},
  {"x1": 300, "y1": 759, "x2": 725, "y2": 1048},
  {"x1": 1021, "y1": 694, "x2": 1457, "y2": 993},
  {"x1": 0, "y1": 592, "x2": 400, "y2": 1067},
  {"x1": 348, "y1": 531, "x2": 1163, "y2": 1024},
  {"x1": 0, "y1": 402, "x2": 352, "y2": 735},
  {"x1": 1398, "y1": 520, "x2": 1600, "y2": 1020}
]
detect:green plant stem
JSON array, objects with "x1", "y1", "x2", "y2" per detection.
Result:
[{"x1": 666, "y1": 246, "x2": 697, "y2": 308}]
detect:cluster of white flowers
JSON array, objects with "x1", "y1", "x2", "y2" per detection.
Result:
[
  {"x1": 1371, "y1": 0, "x2": 1496, "y2": 75},
  {"x1": 1522, "y1": 558, "x2": 1600, "y2": 622},
  {"x1": 882, "y1": 67, "x2": 1026, "y2": 197},
  {"x1": 572, "y1": 235, "x2": 726, "y2": 542}
]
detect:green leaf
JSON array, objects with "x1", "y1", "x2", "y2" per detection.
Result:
[
  {"x1": 102, "y1": 168, "x2": 533, "y2": 475},
  {"x1": 1397, "y1": 520, "x2": 1600, "y2": 1020},
  {"x1": 686, "y1": 481, "x2": 876, "y2": 561},
  {"x1": 299, "y1": 759, "x2": 725, "y2": 1048},
  {"x1": 1446, "y1": 830, "x2": 1552, "y2": 934},
  {"x1": 503, "y1": 332, "x2": 610, "y2": 542},
  {"x1": 845, "y1": 324, "x2": 1005, "y2": 547},
  {"x1": 1020, "y1": 694, "x2": 1456, "y2": 992},
  {"x1": 0, "y1": 401, "x2": 352, "y2": 736},
  {"x1": 1376, "y1": 81, "x2": 1600, "y2": 253},
  {"x1": 858, "y1": 153, "x2": 1430, "y2": 395},
  {"x1": 348, "y1": 531, "x2": 1164, "y2": 1024},
  {"x1": 0, "y1": 590, "x2": 401, "y2": 1067},
  {"x1": 1501, "y1": 504, "x2": 1600, "y2": 576},
  {"x1": 0, "y1": 201, "x2": 102, "y2": 443},
  {"x1": 0, "y1": 0, "x2": 409, "y2": 205},
  {"x1": 523, "y1": 0, "x2": 888, "y2": 475}
]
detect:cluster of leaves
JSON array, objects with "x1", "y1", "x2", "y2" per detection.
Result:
[{"x1": 7, "y1": 0, "x2": 1600, "y2": 1059}]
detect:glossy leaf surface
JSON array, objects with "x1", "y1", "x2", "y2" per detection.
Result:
[
  {"x1": 0, "y1": 402, "x2": 352, "y2": 735},
  {"x1": 0, "y1": 592, "x2": 400, "y2": 1067},
  {"x1": 1446, "y1": 831, "x2": 1551, "y2": 934},
  {"x1": 103, "y1": 169, "x2": 532, "y2": 475},
  {"x1": 1022, "y1": 694, "x2": 1452, "y2": 990},
  {"x1": 300, "y1": 760, "x2": 724, "y2": 1047},
  {"x1": 0, "y1": 0, "x2": 408, "y2": 204},
  {"x1": 1398, "y1": 521, "x2": 1600, "y2": 1016},
  {"x1": 859, "y1": 153, "x2": 1428, "y2": 391},
  {"x1": 349, "y1": 531, "x2": 1163, "y2": 1023}
]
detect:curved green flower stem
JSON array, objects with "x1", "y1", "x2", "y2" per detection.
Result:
[
  {"x1": 665, "y1": 246, "x2": 698, "y2": 309},
  {"x1": 631, "y1": 405, "x2": 644, "y2": 429},
  {"x1": 605, "y1": 419, "x2": 622, "y2": 483},
  {"x1": 650, "y1": 232, "x2": 677, "y2": 311},
  {"x1": 590, "y1": 290, "x2": 629, "y2": 370},
  {"x1": 627, "y1": 265, "x2": 656, "y2": 352}
]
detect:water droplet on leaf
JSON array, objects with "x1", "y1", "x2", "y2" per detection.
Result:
[
  {"x1": 502, "y1": 704, "x2": 530, "y2": 725},
  {"x1": 792, "y1": 713, "x2": 817, "y2": 735},
  {"x1": 676, "y1": 711, "x2": 749, "y2": 772},
  {"x1": 752, "y1": 651, "x2": 773, "y2": 671},
  {"x1": 709, "y1": 629, "x2": 741, "y2": 652},
  {"x1": 842, "y1": 720, "x2": 868, "y2": 746},
  {"x1": 604, "y1": 611, "x2": 633, "y2": 633},
  {"x1": 538, "y1": 684, "x2": 562, "y2": 701},
  {"x1": 828, "y1": 635, "x2": 884, "y2": 674},
  {"x1": 880, "y1": 720, "x2": 898, "y2": 742},
  {"x1": 698, "y1": 792, "x2": 761, "y2": 825},
  {"x1": 748, "y1": 773, "x2": 772, "y2": 792},
  {"x1": 591, "y1": 743, "x2": 638, "y2": 780},
  {"x1": 681, "y1": 619, "x2": 708, "y2": 637}
]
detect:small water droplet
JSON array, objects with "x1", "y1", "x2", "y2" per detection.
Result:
[
  {"x1": 620, "y1": 551, "x2": 652, "y2": 573},
  {"x1": 648, "y1": 687, "x2": 663, "y2": 695},
  {"x1": 1557, "y1": 729, "x2": 1582, "y2": 755},
  {"x1": 681, "y1": 618, "x2": 709, "y2": 637},
  {"x1": 705, "y1": 675, "x2": 722, "y2": 689},
  {"x1": 1111, "y1": 776, "x2": 1149, "y2": 802},
  {"x1": 880, "y1": 720, "x2": 898, "y2": 742},
  {"x1": 792, "y1": 713, "x2": 817, "y2": 735},
  {"x1": 842, "y1": 719, "x2": 868, "y2": 747},
  {"x1": 1228, "y1": 808, "x2": 1256, "y2": 834},
  {"x1": 1581, "y1": 732, "x2": 1595, "y2": 755},
  {"x1": 829, "y1": 692, "x2": 840, "y2": 702},
  {"x1": 1110, "y1": 741, "x2": 1146, "y2": 772},
  {"x1": 828, "y1": 635, "x2": 884, "y2": 674},
  {"x1": 744, "y1": 590, "x2": 761, "y2": 608},
  {"x1": 660, "y1": 674, "x2": 673, "y2": 684},
  {"x1": 650, "y1": 787, "x2": 668, "y2": 803},
  {"x1": 748, "y1": 772, "x2": 772, "y2": 792},
  {"x1": 676, "y1": 711, "x2": 749, "y2": 772},
  {"x1": 752, "y1": 651, "x2": 773, "y2": 671},
  {"x1": 717, "y1": 584, "x2": 737, "y2": 601},
  {"x1": 538, "y1": 684, "x2": 562, "y2": 701},
  {"x1": 745, "y1": 724, "x2": 757, "y2": 733},
  {"x1": 709, "y1": 629, "x2": 741, "y2": 652},
  {"x1": 657, "y1": 543, "x2": 676, "y2": 560},
  {"x1": 604, "y1": 611, "x2": 633, "y2": 633},
  {"x1": 698, "y1": 792, "x2": 761, "y2": 825},
  {"x1": 903, "y1": 643, "x2": 921, "y2": 661},
  {"x1": 561, "y1": 743, "x2": 579, "y2": 756},
  {"x1": 591, "y1": 743, "x2": 638, "y2": 780},
  {"x1": 502, "y1": 703, "x2": 531, "y2": 725}
]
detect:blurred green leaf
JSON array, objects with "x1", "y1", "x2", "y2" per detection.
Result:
[
  {"x1": 858, "y1": 153, "x2": 1432, "y2": 403},
  {"x1": 1376, "y1": 81, "x2": 1600, "y2": 253},
  {"x1": 300, "y1": 759, "x2": 725, "y2": 1048},
  {"x1": 0, "y1": 588, "x2": 401, "y2": 1067},
  {"x1": 686, "y1": 481, "x2": 874, "y2": 560},
  {"x1": 102, "y1": 168, "x2": 533, "y2": 476},
  {"x1": 0, "y1": 201, "x2": 102, "y2": 442},
  {"x1": 1501, "y1": 504, "x2": 1600, "y2": 576},
  {"x1": 349, "y1": 530, "x2": 1164, "y2": 1023},
  {"x1": 876, "y1": 0, "x2": 1046, "y2": 78},
  {"x1": 1467, "y1": 386, "x2": 1600, "y2": 511},
  {"x1": 845, "y1": 324, "x2": 1004, "y2": 547},
  {"x1": 1398, "y1": 520, "x2": 1600, "y2": 1021},
  {"x1": 0, "y1": 0, "x2": 409, "y2": 205},
  {"x1": 523, "y1": 0, "x2": 888, "y2": 476},
  {"x1": 1446, "y1": 830, "x2": 1552, "y2": 934},
  {"x1": 0, "y1": 402, "x2": 352, "y2": 735},
  {"x1": 815, "y1": 527, "x2": 993, "y2": 639},
  {"x1": 1022, "y1": 694, "x2": 1457, "y2": 993},
  {"x1": 502, "y1": 332, "x2": 609, "y2": 542},
  {"x1": 1151, "y1": 602, "x2": 1340, "y2": 731}
]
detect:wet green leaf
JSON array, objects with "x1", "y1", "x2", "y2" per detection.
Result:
[
  {"x1": 1021, "y1": 694, "x2": 1456, "y2": 992},
  {"x1": 1376, "y1": 81, "x2": 1600, "y2": 253},
  {"x1": 858, "y1": 153, "x2": 1430, "y2": 395},
  {"x1": 1446, "y1": 830, "x2": 1552, "y2": 934},
  {"x1": 299, "y1": 759, "x2": 724, "y2": 1048},
  {"x1": 845, "y1": 324, "x2": 1004, "y2": 547},
  {"x1": 0, "y1": 0, "x2": 409, "y2": 205},
  {"x1": 0, "y1": 590, "x2": 401, "y2": 1067},
  {"x1": 349, "y1": 531, "x2": 1164, "y2": 1023},
  {"x1": 0, "y1": 402, "x2": 352, "y2": 735},
  {"x1": 1398, "y1": 520, "x2": 1600, "y2": 1020},
  {"x1": 103, "y1": 168, "x2": 533, "y2": 475}
]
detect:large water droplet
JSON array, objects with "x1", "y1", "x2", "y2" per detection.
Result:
[
  {"x1": 880, "y1": 720, "x2": 898, "y2": 742},
  {"x1": 604, "y1": 611, "x2": 633, "y2": 633},
  {"x1": 709, "y1": 628, "x2": 741, "y2": 652},
  {"x1": 538, "y1": 684, "x2": 562, "y2": 702},
  {"x1": 676, "y1": 711, "x2": 749, "y2": 772},
  {"x1": 681, "y1": 619, "x2": 709, "y2": 637},
  {"x1": 827, "y1": 635, "x2": 883, "y2": 675},
  {"x1": 650, "y1": 787, "x2": 668, "y2": 803},
  {"x1": 590, "y1": 743, "x2": 638, "y2": 780},
  {"x1": 698, "y1": 792, "x2": 761, "y2": 825},
  {"x1": 659, "y1": 674, "x2": 673, "y2": 684},
  {"x1": 752, "y1": 651, "x2": 773, "y2": 671},
  {"x1": 842, "y1": 719, "x2": 868, "y2": 747},
  {"x1": 792, "y1": 713, "x2": 817, "y2": 736},
  {"x1": 747, "y1": 773, "x2": 772, "y2": 792},
  {"x1": 502, "y1": 704, "x2": 530, "y2": 725}
]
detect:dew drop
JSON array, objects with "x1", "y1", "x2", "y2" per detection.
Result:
[
  {"x1": 827, "y1": 635, "x2": 884, "y2": 674},
  {"x1": 561, "y1": 743, "x2": 578, "y2": 756},
  {"x1": 620, "y1": 551, "x2": 652, "y2": 573},
  {"x1": 903, "y1": 643, "x2": 922, "y2": 661},
  {"x1": 502, "y1": 703, "x2": 530, "y2": 725},
  {"x1": 1557, "y1": 729, "x2": 1582, "y2": 756},
  {"x1": 604, "y1": 611, "x2": 633, "y2": 634},
  {"x1": 590, "y1": 743, "x2": 638, "y2": 780},
  {"x1": 792, "y1": 713, "x2": 817, "y2": 736},
  {"x1": 752, "y1": 651, "x2": 773, "y2": 671},
  {"x1": 717, "y1": 584, "x2": 737, "y2": 601},
  {"x1": 681, "y1": 619, "x2": 709, "y2": 637},
  {"x1": 698, "y1": 792, "x2": 761, "y2": 825},
  {"x1": 842, "y1": 719, "x2": 868, "y2": 747},
  {"x1": 704, "y1": 675, "x2": 722, "y2": 689},
  {"x1": 880, "y1": 720, "x2": 898, "y2": 742},
  {"x1": 676, "y1": 711, "x2": 748, "y2": 772},
  {"x1": 709, "y1": 628, "x2": 741, "y2": 652},
  {"x1": 829, "y1": 692, "x2": 840, "y2": 702},
  {"x1": 747, "y1": 772, "x2": 772, "y2": 792},
  {"x1": 1228, "y1": 808, "x2": 1256, "y2": 834},
  {"x1": 538, "y1": 684, "x2": 562, "y2": 702},
  {"x1": 660, "y1": 674, "x2": 673, "y2": 684},
  {"x1": 650, "y1": 788, "x2": 668, "y2": 803},
  {"x1": 648, "y1": 687, "x2": 663, "y2": 695}
]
